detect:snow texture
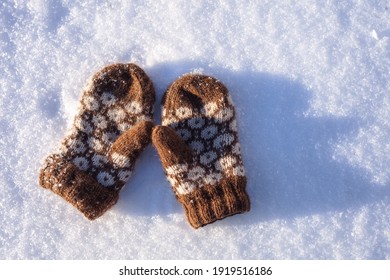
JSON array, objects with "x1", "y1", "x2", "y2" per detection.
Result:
[{"x1": 1, "y1": 0, "x2": 390, "y2": 259}]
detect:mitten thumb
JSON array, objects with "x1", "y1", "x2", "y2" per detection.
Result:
[
  {"x1": 151, "y1": 125, "x2": 193, "y2": 168},
  {"x1": 109, "y1": 120, "x2": 154, "y2": 167}
]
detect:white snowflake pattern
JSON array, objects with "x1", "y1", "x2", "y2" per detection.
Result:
[
  {"x1": 162, "y1": 116, "x2": 179, "y2": 127},
  {"x1": 91, "y1": 154, "x2": 108, "y2": 167},
  {"x1": 202, "y1": 102, "x2": 218, "y2": 117},
  {"x1": 175, "y1": 107, "x2": 193, "y2": 119},
  {"x1": 75, "y1": 117, "x2": 93, "y2": 134},
  {"x1": 204, "y1": 172, "x2": 223, "y2": 185},
  {"x1": 108, "y1": 108, "x2": 126, "y2": 122},
  {"x1": 118, "y1": 170, "x2": 132, "y2": 182},
  {"x1": 201, "y1": 125, "x2": 218, "y2": 140},
  {"x1": 213, "y1": 133, "x2": 234, "y2": 149},
  {"x1": 97, "y1": 171, "x2": 115, "y2": 187},
  {"x1": 176, "y1": 181, "x2": 196, "y2": 195},
  {"x1": 111, "y1": 152, "x2": 130, "y2": 168},
  {"x1": 229, "y1": 119, "x2": 238, "y2": 132},
  {"x1": 219, "y1": 155, "x2": 237, "y2": 169},
  {"x1": 73, "y1": 156, "x2": 89, "y2": 171},
  {"x1": 70, "y1": 139, "x2": 87, "y2": 153},
  {"x1": 187, "y1": 117, "x2": 205, "y2": 129},
  {"x1": 166, "y1": 163, "x2": 188, "y2": 176},
  {"x1": 137, "y1": 115, "x2": 152, "y2": 123},
  {"x1": 215, "y1": 107, "x2": 234, "y2": 123},
  {"x1": 118, "y1": 122, "x2": 132, "y2": 132},
  {"x1": 200, "y1": 151, "x2": 217, "y2": 165},
  {"x1": 101, "y1": 92, "x2": 117, "y2": 106},
  {"x1": 232, "y1": 165, "x2": 245, "y2": 176},
  {"x1": 83, "y1": 95, "x2": 99, "y2": 111},
  {"x1": 88, "y1": 137, "x2": 104, "y2": 152},
  {"x1": 126, "y1": 101, "x2": 143, "y2": 114},
  {"x1": 92, "y1": 115, "x2": 108, "y2": 129},
  {"x1": 188, "y1": 166, "x2": 206, "y2": 181},
  {"x1": 231, "y1": 142, "x2": 241, "y2": 155}
]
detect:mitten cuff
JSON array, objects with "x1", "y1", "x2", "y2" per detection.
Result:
[
  {"x1": 39, "y1": 155, "x2": 119, "y2": 220},
  {"x1": 178, "y1": 177, "x2": 250, "y2": 228}
]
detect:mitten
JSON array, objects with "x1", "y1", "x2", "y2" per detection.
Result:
[
  {"x1": 39, "y1": 63, "x2": 155, "y2": 220},
  {"x1": 152, "y1": 74, "x2": 250, "y2": 228}
]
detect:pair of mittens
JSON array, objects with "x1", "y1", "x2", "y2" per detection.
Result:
[{"x1": 39, "y1": 64, "x2": 250, "y2": 228}]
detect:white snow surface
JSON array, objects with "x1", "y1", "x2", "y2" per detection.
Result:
[{"x1": 1, "y1": 0, "x2": 390, "y2": 259}]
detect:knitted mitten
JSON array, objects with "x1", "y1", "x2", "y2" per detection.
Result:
[
  {"x1": 152, "y1": 74, "x2": 250, "y2": 228},
  {"x1": 39, "y1": 63, "x2": 155, "y2": 220}
]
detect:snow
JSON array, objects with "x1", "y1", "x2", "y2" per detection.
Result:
[{"x1": 1, "y1": 0, "x2": 390, "y2": 259}]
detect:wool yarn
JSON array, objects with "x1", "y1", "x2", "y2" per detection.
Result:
[
  {"x1": 152, "y1": 74, "x2": 250, "y2": 228},
  {"x1": 39, "y1": 63, "x2": 155, "y2": 220}
]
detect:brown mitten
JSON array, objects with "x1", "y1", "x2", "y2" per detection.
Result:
[
  {"x1": 152, "y1": 74, "x2": 250, "y2": 228},
  {"x1": 39, "y1": 63, "x2": 155, "y2": 220}
]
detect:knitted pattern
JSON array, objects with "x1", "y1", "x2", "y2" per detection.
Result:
[
  {"x1": 152, "y1": 74, "x2": 250, "y2": 228},
  {"x1": 39, "y1": 63, "x2": 155, "y2": 220}
]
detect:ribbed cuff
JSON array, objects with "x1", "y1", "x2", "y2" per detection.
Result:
[
  {"x1": 39, "y1": 155, "x2": 119, "y2": 220},
  {"x1": 178, "y1": 176, "x2": 250, "y2": 229}
]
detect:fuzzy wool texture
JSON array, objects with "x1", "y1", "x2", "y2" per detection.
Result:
[{"x1": 1, "y1": 0, "x2": 390, "y2": 259}]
